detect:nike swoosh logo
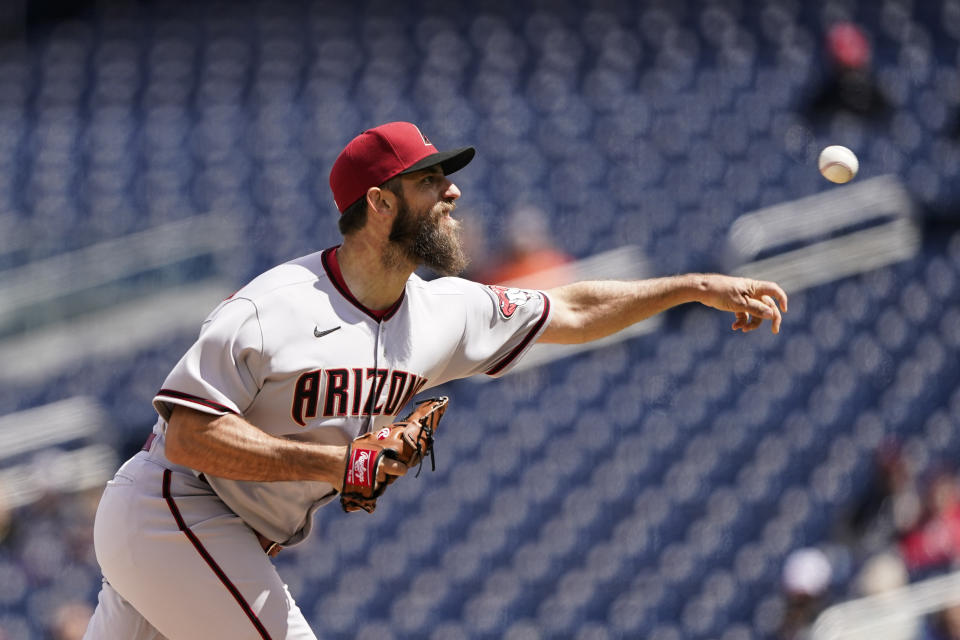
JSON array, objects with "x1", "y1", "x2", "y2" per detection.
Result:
[{"x1": 314, "y1": 325, "x2": 341, "y2": 338}]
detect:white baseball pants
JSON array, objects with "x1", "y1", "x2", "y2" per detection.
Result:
[{"x1": 83, "y1": 449, "x2": 316, "y2": 640}]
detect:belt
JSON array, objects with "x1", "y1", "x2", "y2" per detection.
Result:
[
  {"x1": 140, "y1": 433, "x2": 283, "y2": 557},
  {"x1": 257, "y1": 533, "x2": 282, "y2": 557}
]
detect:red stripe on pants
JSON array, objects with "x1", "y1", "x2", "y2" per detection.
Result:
[{"x1": 161, "y1": 469, "x2": 273, "y2": 640}]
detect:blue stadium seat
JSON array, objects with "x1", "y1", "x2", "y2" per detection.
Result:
[
  {"x1": 3, "y1": 2, "x2": 960, "y2": 637},
  {"x1": 0, "y1": 614, "x2": 32, "y2": 640}
]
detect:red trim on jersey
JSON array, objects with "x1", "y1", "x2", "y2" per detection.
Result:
[
  {"x1": 156, "y1": 389, "x2": 237, "y2": 415},
  {"x1": 321, "y1": 246, "x2": 405, "y2": 322},
  {"x1": 161, "y1": 470, "x2": 273, "y2": 640},
  {"x1": 485, "y1": 292, "x2": 551, "y2": 376}
]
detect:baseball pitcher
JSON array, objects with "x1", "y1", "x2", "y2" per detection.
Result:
[{"x1": 83, "y1": 122, "x2": 786, "y2": 639}]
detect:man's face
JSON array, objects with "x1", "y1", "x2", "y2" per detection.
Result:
[{"x1": 386, "y1": 167, "x2": 468, "y2": 276}]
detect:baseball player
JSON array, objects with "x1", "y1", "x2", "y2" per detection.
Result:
[{"x1": 83, "y1": 121, "x2": 787, "y2": 639}]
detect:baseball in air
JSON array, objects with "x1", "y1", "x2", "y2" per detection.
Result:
[{"x1": 818, "y1": 145, "x2": 859, "y2": 184}]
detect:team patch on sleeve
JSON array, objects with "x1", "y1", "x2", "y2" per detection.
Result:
[{"x1": 487, "y1": 285, "x2": 536, "y2": 319}]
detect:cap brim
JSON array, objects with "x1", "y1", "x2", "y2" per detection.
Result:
[{"x1": 400, "y1": 146, "x2": 475, "y2": 177}]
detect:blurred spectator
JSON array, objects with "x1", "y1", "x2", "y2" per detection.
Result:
[
  {"x1": 924, "y1": 603, "x2": 960, "y2": 640},
  {"x1": 471, "y1": 205, "x2": 575, "y2": 289},
  {"x1": 49, "y1": 601, "x2": 94, "y2": 640},
  {"x1": 0, "y1": 489, "x2": 12, "y2": 548},
  {"x1": 853, "y1": 551, "x2": 908, "y2": 597},
  {"x1": 803, "y1": 22, "x2": 891, "y2": 123},
  {"x1": 898, "y1": 468, "x2": 960, "y2": 578},
  {"x1": 843, "y1": 440, "x2": 921, "y2": 555},
  {"x1": 852, "y1": 552, "x2": 918, "y2": 639},
  {"x1": 779, "y1": 547, "x2": 833, "y2": 640}
]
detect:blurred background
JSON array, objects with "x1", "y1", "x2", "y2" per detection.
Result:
[{"x1": 1, "y1": 0, "x2": 959, "y2": 638}]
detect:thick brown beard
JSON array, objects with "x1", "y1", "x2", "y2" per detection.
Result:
[{"x1": 386, "y1": 194, "x2": 469, "y2": 276}]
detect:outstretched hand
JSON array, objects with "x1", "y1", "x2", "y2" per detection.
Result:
[{"x1": 697, "y1": 275, "x2": 788, "y2": 334}]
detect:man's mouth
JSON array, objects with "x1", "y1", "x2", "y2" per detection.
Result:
[{"x1": 438, "y1": 202, "x2": 456, "y2": 216}]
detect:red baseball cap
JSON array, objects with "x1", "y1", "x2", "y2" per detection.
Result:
[{"x1": 329, "y1": 121, "x2": 476, "y2": 213}]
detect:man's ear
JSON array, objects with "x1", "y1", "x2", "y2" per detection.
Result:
[{"x1": 365, "y1": 186, "x2": 396, "y2": 217}]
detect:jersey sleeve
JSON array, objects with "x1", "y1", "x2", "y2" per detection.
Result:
[
  {"x1": 446, "y1": 281, "x2": 552, "y2": 379},
  {"x1": 153, "y1": 297, "x2": 264, "y2": 421}
]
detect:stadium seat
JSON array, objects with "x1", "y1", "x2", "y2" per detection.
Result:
[{"x1": 4, "y1": 1, "x2": 960, "y2": 637}]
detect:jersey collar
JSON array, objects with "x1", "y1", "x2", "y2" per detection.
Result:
[{"x1": 321, "y1": 246, "x2": 405, "y2": 322}]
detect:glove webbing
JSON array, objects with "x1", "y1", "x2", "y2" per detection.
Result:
[{"x1": 413, "y1": 424, "x2": 436, "y2": 478}]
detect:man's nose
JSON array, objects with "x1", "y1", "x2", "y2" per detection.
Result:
[{"x1": 443, "y1": 179, "x2": 461, "y2": 201}]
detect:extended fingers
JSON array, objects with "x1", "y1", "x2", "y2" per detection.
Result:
[
  {"x1": 742, "y1": 296, "x2": 776, "y2": 320},
  {"x1": 731, "y1": 310, "x2": 762, "y2": 332},
  {"x1": 731, "y1": 298, "x2": 781, "y2": 334},
  {"x1": 731, "y1": 311, "x2": 749, "y2": 331},
  {"x1": 756, "y1": 280, "x2": 788, "y2": 313},
  {"x1": 730, "y1": 279, "x2": 786, "y2": 334},
  {"x1": 761, "y1": 295, "x2": 781, "y2": 333}
]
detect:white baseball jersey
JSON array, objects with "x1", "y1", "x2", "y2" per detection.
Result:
[{"x1": 151, "y1": 246, "x2": 551, "y2": 546}]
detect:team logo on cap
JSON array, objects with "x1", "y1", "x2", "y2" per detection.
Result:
[
  {"x1": 413, "y1": 125, "x2": 433, "y2": 147},
  {"x1": 487, "y1": 285, "x2": 534, "y2": 319}
]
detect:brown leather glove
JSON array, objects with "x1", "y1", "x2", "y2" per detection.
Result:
[{"x1": 340, "y1": 396, "x2": 449, "y2": 513}]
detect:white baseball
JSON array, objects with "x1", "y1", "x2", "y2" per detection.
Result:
[{"x1": 818, "y1": 145, "x2": 859, "y2": 184}]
